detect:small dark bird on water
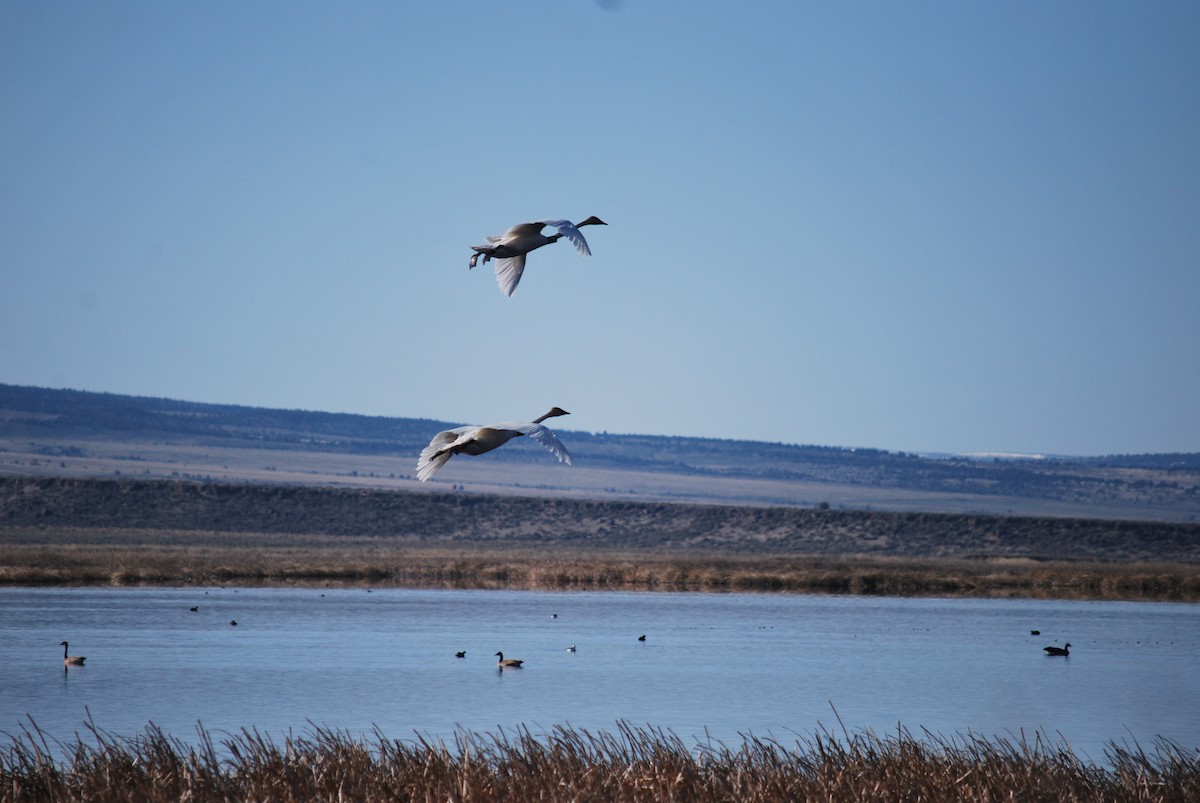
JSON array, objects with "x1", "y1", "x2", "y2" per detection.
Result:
[
  {"x1": 190, "y1": 606, "x2": 199, "y2": 612},
  {"x1": 455, "y1": 651, "x2": 466, "y2": 658},
  {"x1": 1044, "y1": 643, "x2": 1071, "y2": 656},
  {"x1": 638, "y1": 634, "x2": 646, "y2": 642},
  {"x1": 230, "y1": 620, "x2": 238, "y2": 626},
  {"x1": 1030, "y1": 630, "x2": 1040, "y2": 635}
]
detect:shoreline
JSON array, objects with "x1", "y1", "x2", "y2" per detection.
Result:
[
  {"x1": 4, "y1": 476, "x2": 1198, "y2": 602},
  {"x1": 3, "y1": 529, "x2": 1198, "y2": 601}
]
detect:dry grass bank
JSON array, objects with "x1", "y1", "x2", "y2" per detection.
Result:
[
  {"x1": 3, "y1": 719, "x2": 1196, "y2": 802},
  {"x1": 2, "y1": 527, "x2": 1198, "y2": 601}
]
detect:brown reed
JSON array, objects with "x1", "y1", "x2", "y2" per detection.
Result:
[
  {"x1": 2, "y1": 531, "x2": 1199, "y2": 601},
  {"x1": 2, "y1": 717, "x2": 1196, "y2": 802}
]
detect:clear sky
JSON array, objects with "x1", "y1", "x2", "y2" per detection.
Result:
[{"x1": 2, "y1": 1, "x2": 1198, "y2": 457}]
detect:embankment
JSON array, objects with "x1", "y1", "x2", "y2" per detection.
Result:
[{"x1": 3, "y1": 476, "x2": 1198, "y2": 562}]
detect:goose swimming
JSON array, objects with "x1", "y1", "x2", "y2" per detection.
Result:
[
  {"x1": 1043, "y1": 643, "x2": 1071, "y2": 656},
  {"x1": 495, "y1": 651, "x2": 524, "y2": 668},
  {"x1": 60, "y1": 641, "x2": 86, "y2": 666},
  {"x1": 469, "y1": 216, "x2": 606, "y2": 297},
  {"x1": 416, "y1": 407, "x2": 572, "y2": 481}
]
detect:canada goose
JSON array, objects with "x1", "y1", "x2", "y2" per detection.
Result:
[
  {"x1": 60, "y1": 641, "x2": 85, "y2": 666},
  {"x1": 469, "y1": 216, "x2": 607, "y2": 297},
  {"x1": 1044, "y1": 643, "x2": 1071, "y2": 656},
  {"x1": 455, "y1": 651, "x2": 466, "y2": 658},
  {"x1": 495, "y1": 651, "x2": 524, "y2": 668},
  {"x1": 417, "y1": 407, "x2": 572, "y2": 481}
]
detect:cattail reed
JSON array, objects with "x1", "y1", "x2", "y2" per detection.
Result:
[
  {"x1": 2, "y1": 539, "x2": 1198, "y2": 602},
  {"x1": 3, "y1": 718, "x2": 1196, "y2": 802}
]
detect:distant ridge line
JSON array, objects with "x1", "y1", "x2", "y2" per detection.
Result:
[
  {"x1": 3, "y1": 383, "x2": 1199, "y2": 523},
  {"x1": 3, "y1": 382, "x2": 1197, "y2": 465}
]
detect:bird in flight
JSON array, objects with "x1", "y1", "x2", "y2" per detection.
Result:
[
  {"x1": 469, "y1": 216, "x2": 606, "y2": 297},
  {"x1": 416, "y1": 407, "x2": 573, "y2": 481}
]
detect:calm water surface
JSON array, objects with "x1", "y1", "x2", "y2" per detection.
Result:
[{"x1": 2, "y1": 587, "x2": 1197, "y2": 762}]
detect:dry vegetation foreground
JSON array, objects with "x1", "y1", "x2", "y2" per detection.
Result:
[
  {"x1": 2, "y1": 476, "x2": 1199, "y2": 600},
  {"x1": 3, "y1": 719, "x2": 1197, "y2": 803}
]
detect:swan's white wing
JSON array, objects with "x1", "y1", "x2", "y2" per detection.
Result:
[
  {"x1": 416, "y1": 425, "x2": 474, "y2": 482},
  {"x1": 543, "y1": 219, "x2": 591, "y2": 257},
  {"x1": 526, "y1": 423, "x2": 573, "y2": 465},
  {"x1": 496, "y1": 421, "x2": 573, "y2": 466},
  {"x1": 494, "y1": 255, "x2": 526, "y2": 297},
  {"x1": 482, "y1": 221, "x2": 544, "y2": 248},
  {"x1": 500, "y1": 221, "x2": 549, "y2": 242}
]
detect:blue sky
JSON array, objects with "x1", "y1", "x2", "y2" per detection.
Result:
[{"x1": 2, "y1": 1, "x2": 1197, "y2": 457}]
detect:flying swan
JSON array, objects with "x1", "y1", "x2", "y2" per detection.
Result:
[
  {"x1": 416, "y1": 407, "x2": 573, "y2": 481},
  {"x1": 469, "y1": 216, "x2": 606, "y2": 297}
]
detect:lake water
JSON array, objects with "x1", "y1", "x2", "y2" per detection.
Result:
[{"x1": 2, "y1": 587, "x2": 1197, "y2": 764}]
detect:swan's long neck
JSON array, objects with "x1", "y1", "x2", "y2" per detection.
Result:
[{"x1": 532, "y1": 407, "x2": 568, "y2": 424}]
